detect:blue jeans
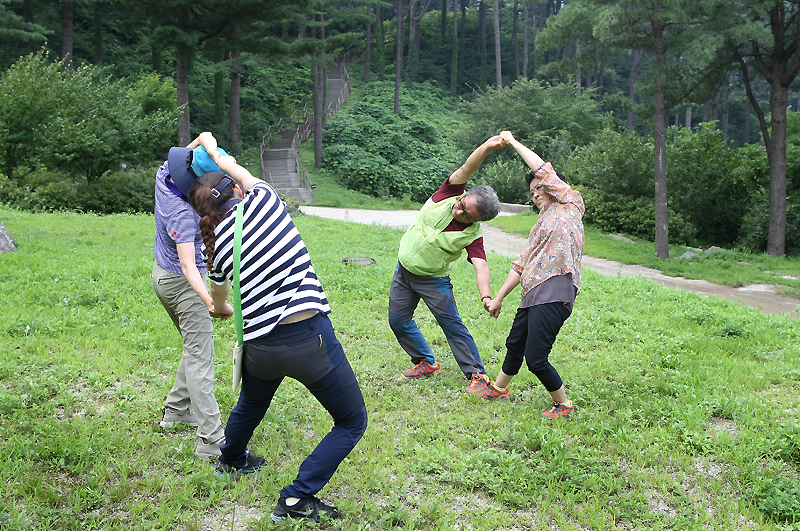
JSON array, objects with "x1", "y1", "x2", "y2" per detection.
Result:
[
  {"x1": 221, "y1": 313, "x2": 367, "y2": 499},
  {"x1": 388, "y1": 263, "x2": 485, "y2": 376}
]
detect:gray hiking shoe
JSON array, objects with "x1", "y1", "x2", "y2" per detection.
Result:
[
  {"x1": 158, "y1": 407, "x2": 198, "y2": 429},
  {"x1": 195, "y1": 435, "x2": 226, "y2": 459}
]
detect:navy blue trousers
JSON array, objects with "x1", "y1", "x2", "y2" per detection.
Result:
[{"x1": 221, "y1": 313, "x2": 368, "y2": 499}]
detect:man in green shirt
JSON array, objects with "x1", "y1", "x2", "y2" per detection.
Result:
[{"x1": 389, "y1": 135, "x2": 506, "y2": 395}]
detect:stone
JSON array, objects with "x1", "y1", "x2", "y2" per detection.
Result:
[
  {"x1": 678, "y1": 252, "x2": 695, "y2": 260},
  {"x1": 0, "y1": 221, "x2": 16, "y2": 253},
  {"x1": 342, "y1": 257, "x2": 376, "y2": 266},
  {"x1": 609, "y1": 234, "x2": 634, "y2": 243},
  {"x1": 705, "y1": 246, "x2": 724, "y2": 254}
]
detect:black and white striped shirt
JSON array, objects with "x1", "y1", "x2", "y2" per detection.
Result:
[{"x1": 208, "y1": 182, "x2": 330, "y2": 341}]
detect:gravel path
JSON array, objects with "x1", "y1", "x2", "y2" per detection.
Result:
[{"x1": 300, "y1": 206, "x2": 799, "y2": 318}]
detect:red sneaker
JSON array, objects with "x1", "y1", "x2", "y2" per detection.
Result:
[
  {"x1": 465, "y1": 377, "x2": 509, "y2": 401},
  {"x1": 540, "y1": 401, "x2": 575, "y2": 419},
  {"x1": 401, "y1": 361, "x2": 441, "y2": 380},
  {"x1": 463, "y1": 372, "x2": 489, "y2": 395}
]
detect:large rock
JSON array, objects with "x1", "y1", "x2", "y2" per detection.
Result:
[{"x1": 0, "y1": 221, "x2": 16, "y2": 253}]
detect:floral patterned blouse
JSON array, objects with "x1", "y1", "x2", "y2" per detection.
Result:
[{"x1": 512, "y1": 162, "x2": 585, "y2": 296}]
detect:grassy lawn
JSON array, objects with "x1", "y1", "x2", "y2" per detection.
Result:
[
  {"x1": 489, "y1": 212, "x2": 800, "y2": 295},
  {"x1": 1, "y1": 205, "x2": 799, "y2": 530}
]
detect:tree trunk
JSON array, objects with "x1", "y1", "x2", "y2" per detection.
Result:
[
  {"x1": 375, "y1": 5, "x2": 385, "y2": 81},
  {"x1": 407, "y1": 0, "x2": 417, "y2": 85},
  {"x1": 395, "y1": 0, "x2": 404, "y2": 114},
  {"x1": 627, "y1": 50, "x2": 643, "y2": 134},
  {"x1": 62, "y1": 1, "x2": 74, "y2": 67},
  {"x1": 441, "y1": 0, "x2": 447, "y2": 40},
  {"x1": 522, "y1": 7, "x2": 528, "y2": 78},
  {"x1": 314, "y1": 14, "x2": 325, "y2": 166},
  {"x1": 532, "y1": 4, "x2": 538, "y2": 71},
  {"x1": 479, "y1": 1, "x2": 487, "y2": 86},
  {"x1": 364, "y1": 7, "x2": 372, "y2": 83},
  {"x1": 93, "y1": 3, "x2": 103, "y2": 65},
  {"x1": 23, "y1": 0, "x2": 33, "y2": 22},
  {"x1": 450, "y1": 0, "x2": 458, "y2": 95},
  {"x1": 176, "y1": 44, "x2": 191, "y2": 147},
  {"x1": 575, "y1": 40, "x2": 581, "y2": 94},
  {"x1": 685, "y1": 106, "x2": 692, "y2": 128},
  {"x1": 513, "y1": 1, "x2": 519, "y2": 80},
  {"x1": 493, "y1": 0, "x2": 502, "y2": 87},
  {"x1": 767, "y1": 80, "x2": 788, "y2": 255},
  {"x1": 653, "y1": 22, "x2": 669, "y2": 260},
  {"x1": 721, "y1": 88, "x2": 730, "y2": 141},
  {"x1": 459, "y1": 0, "x2": 466, "y2": 80},
  {"x1": 229, "y1": 50, "x2": 241, "y2": 152}
]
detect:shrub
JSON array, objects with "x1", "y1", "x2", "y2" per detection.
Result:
[
  {"x1": 471, "y1": 160, "x2": 530, "y2": 204},
  {"x1": 579, "y1": 187, "x2": 696, "y2": 245},
  {"x1": 0, "y1": 50, "x2": 178, "y2": 182},
  {"x1": 458, "y1": 78, "x2": 606, "y2": 165},
  {"x1": 323, "y1": 80, "x2": 463, "y2": 202},
  {"x1": 0, "y1": 168, "x2": 156, "y2": 214}
]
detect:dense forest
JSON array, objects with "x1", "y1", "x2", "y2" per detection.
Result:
[{"x1": 1, "y1": 0, "x2": 799, "y2": 257}]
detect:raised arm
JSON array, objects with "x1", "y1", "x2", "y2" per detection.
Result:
[
  {"x1": 500, "y1": 131, "x2": 545, "y2": 173},
  {"x1": 215, "y1": 154, "x2": 261, "y2": 192},
  {"x1": 449, "y1": 135, "x2": 507, "y2": 185},
  {"x1": 186, "y1": 131, "x2": 218, "y2": 152}
]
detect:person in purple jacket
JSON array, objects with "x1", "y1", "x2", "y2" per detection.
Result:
[{"x1": 152, "y1": 132, "x2": 233, "y2": 458}]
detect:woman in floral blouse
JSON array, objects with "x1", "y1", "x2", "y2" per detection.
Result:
[{"x1": 465, "y1": 131, "x2": 584, "y2": 419}]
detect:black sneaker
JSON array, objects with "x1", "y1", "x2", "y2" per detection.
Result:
[
  {"x1": 270, "y1": 496, "x2": 340, "y2": 523},
  {"x1": 215, "y1": 450, "x2": 266, "y2": 478}
]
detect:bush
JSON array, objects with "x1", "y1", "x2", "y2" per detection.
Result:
[
  {"x1": 0, "y1": 168, "x2": 156, "y2": 214},
  {"x1": 0, "y1": 50, "x2": 178, "y2": 182},
  {"x1": 323, "y1": 80, "x2": 463, "y2": 202},
  {"x1": 459, "y1": 78, "x2": 606, "y2": 165},
  {"x1": 579, "y1": 187, "x2": 696, "y2": 245},
  {"x1": 738, "y1": 189, "x2": 800, "y2": 256},
  {"x1": 471, "y1": 160, "x2": 530, "y2": 204}
]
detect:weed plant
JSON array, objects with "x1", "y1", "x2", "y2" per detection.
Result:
[{"x1": 1, "y1": 206, "x2": 799, "y2": 530}]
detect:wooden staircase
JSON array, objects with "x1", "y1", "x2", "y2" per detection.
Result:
[{"x1": 260, "y1": 59, "x2": 351, "y2": 203}]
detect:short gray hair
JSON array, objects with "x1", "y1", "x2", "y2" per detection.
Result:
[{"x1": 465, "y1": 184, "x2": 501, "y2": 221}]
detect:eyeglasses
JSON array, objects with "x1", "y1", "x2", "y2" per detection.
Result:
[{"x1": 455, "y1": 198, "x2": 474, "y2": 223}]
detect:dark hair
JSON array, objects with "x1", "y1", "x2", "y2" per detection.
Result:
[
  {"x1": 526, "y1": 167, "x2": 567, "y2": 185},
  {"x1": 188, "y1": 172, "x2": 236, "y2": 270}
]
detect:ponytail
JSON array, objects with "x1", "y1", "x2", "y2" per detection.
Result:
[{"x1": 188, "y1": 172, "x2": 237, "y2": 271}]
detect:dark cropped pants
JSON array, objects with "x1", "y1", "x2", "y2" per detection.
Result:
[
  {"x1": 220, "y1": 313, "x2": 368, "y2": 499},
  {"x1": 502, "y1": 302, "x2": 571, "y2": 392}
]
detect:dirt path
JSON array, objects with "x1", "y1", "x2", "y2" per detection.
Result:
[{"x1": 300, "y1": 206, "x2": 799, "y2": 318}]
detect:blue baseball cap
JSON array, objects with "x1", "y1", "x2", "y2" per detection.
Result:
[
  {"x1": 167, "y1": 145, "x2": 228, "y2": 197},
  {"x1": 191, "y1": 146, "x2": 228, "y2": 177}
]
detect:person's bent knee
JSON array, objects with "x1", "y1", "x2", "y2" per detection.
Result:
[{"x1": 388, "y1": 310, "x2": 408, "y2": 333}]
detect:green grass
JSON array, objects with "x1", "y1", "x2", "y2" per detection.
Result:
[
  {"x1": 489, "y1": 211, "x2": 800, "y2": 292},
  {"x1": 1, "y1": 205, "x2": 799, "y2": 530}
]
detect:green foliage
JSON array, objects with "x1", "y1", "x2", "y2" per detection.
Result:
[
  {"x1": 0, "y1": 51, "x2": 62, "y2": 179},
  {"x1": 0, "y1": 51, "x2": 178, "y2": 182},
  {"x1": 471, "y1": 159, "x2": 531, "y2": 204},
  {"x1": 751, "y1": 476, "x2": 800, "y2": 525},
  {"x1": 459, "y1": 78, "x2": 607, "y2": 165},
  {"x1": 578, "y1": 185, "x2": 696, "y2": 244},
  {"x1": 0, "y1": 168, "x2": 157, "y2": 214},
  {"x1": 666, "y1": 123, "x2": 761, "y2": 246},
  {"x1": 322, "y1": 80, "x2": 463, "y2": 202}
]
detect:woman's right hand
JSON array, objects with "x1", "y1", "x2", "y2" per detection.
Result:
[{"x1": 210, "y1": 301, "x2": 234, "y2": 320}]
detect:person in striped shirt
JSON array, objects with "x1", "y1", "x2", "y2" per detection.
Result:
[{"x1": 188, "y1": 153, "x2": 367, "y2": 523}]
